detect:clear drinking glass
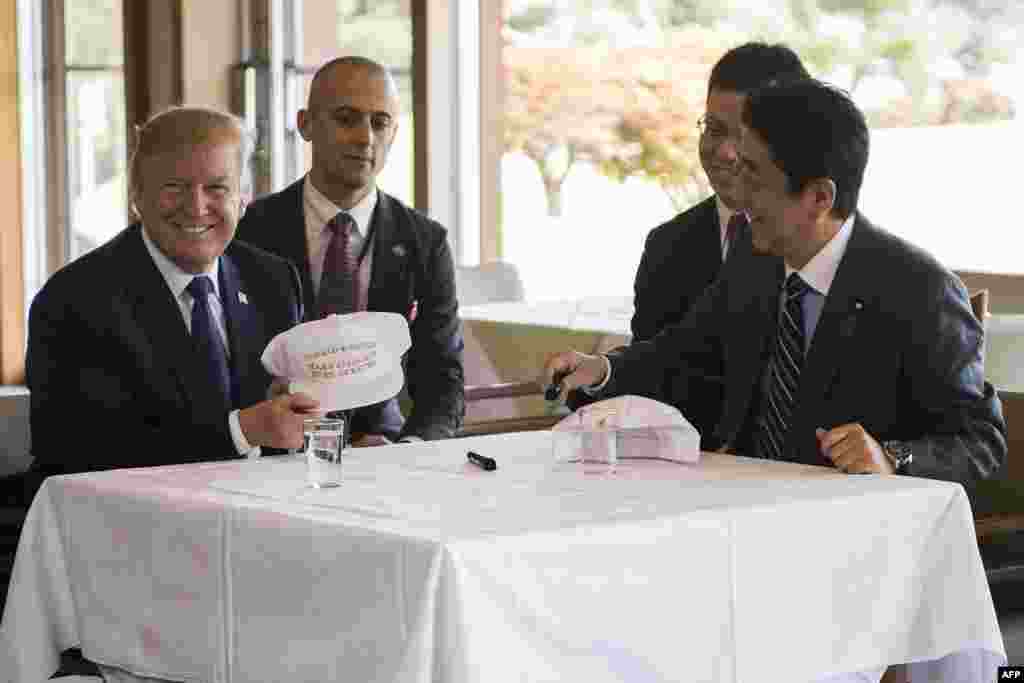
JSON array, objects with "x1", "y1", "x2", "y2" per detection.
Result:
[{"x1": 303, "y1": 416, "x2": 346, "y2": 488}]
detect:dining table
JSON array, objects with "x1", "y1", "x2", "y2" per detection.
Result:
[{"x1": 0, "y1": 430, "x2": 1006, "y2": 682}]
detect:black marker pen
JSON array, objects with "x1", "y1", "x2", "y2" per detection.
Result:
[
  {"x1": 467, "y1": 451, "x2": 497, "y2": 471},
  {"x1": 544, "y1": 369, "x2": 571, "y2": 402}
]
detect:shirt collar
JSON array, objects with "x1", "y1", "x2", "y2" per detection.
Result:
[
  {"x1": 784, "y1": 214, "x2": 856, "y2": 297},
  {"x1": 140, "y1": 225, "x2": 221, "y2": 301},
  {"x1": 304, "y1": 176, "x2": 378, "y2": 237},
  {"x1": 715, "y1": 196, "x2": 740, "y2": 241}
]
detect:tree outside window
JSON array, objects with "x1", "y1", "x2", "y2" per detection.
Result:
[{"x1": 500, "y1": 0, "x2": 1022, "y2": 297}]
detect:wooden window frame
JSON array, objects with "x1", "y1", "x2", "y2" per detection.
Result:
[
  {"x1": 1, "y1": 0, "x2": 25, "y2": 384},
  {"x1": 0, "y1": 0, "x2": 180, "y2": 386}
]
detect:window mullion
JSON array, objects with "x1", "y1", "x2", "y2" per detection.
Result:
[{"x1": 44, "y1": 0, "x2": 68, "y2": 276}]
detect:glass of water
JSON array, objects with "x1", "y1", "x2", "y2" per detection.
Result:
[{"x1": 303, "y1": 416, "x2": 346, "y2": 488}]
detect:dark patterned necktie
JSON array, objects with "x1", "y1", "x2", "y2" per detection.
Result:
[
  {"x1": 319, "y1": 212, "x2": 357, "y2": 317},
  {"x1": 724, "y1": 212, "x2": 748, "y2": 260},
  {"x1": 186, "y1": 276, "x2": 232, "y2": 407},
  {"x1": 755, "y1": 272, "x2": 810, "y2": 459}
]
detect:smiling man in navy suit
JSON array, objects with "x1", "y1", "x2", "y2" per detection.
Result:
[
  {"x1": 27, "y1": 106, "x2": 317, "y2": 479},
  {"x1": 236, "y1": 56, "x2": 464, "y2": 445}
]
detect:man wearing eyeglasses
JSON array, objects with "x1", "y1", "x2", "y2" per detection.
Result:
[
  {"x1": 236, "y1": 56, "x2": 465, "y2": 446},
  {"x1": 580, "y1": 43, "x2": 810, "y2": 442},
  {"x1": 548, "y1": 77, "x2": 1005, "y2": 481},
  {"x1": 632, "y1": 42, "x2": 808, "y2": 342},
  {"x1": 546, "y1": 78, "x2": 1006, "y2": 683}
]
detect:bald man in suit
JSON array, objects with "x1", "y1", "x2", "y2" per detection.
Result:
[{"x1": 237, "y1": 56, "x2": 464, "y2": 445}]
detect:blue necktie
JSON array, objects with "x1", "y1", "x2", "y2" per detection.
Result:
[
  {"x1": 755, "y1": 272, "x2": 810, "y2": 460},
  {"x1": 187, "y1": 276, "x2": 232, "y2": 407}
]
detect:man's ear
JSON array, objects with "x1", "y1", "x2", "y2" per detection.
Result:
[
  {"x1": 297, "y1": 109, "x2": 311, "y2": 141},
  {"x1": 380, "y1": 119, "x2": 398, "y2": 153},
  {"x1": 128, "y1": 187, "x2": 141, "y2": 221},
  {"x1": 807, "y1": 177, "x2": 836, "y2": 219}
]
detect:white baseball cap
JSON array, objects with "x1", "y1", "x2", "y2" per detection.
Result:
[
  {"x1": 261, "y1": 312, "x2": 412, "y2": 411},
  {"x1": 552, "y1": 395, "x2": 701, "y2": 464}
]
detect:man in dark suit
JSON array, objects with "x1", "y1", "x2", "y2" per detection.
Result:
[
  {"x1": 236, "y1": 56, "x2": 464, "y2": 445},
  {"x1": 546, "y1": 79, "x2": 1005, "y2": 485},
  {"x1": 631, "y1": 42, "x2": 809, "y2": 341},
  {"x1": 27, "y1": 106, "x2": 318, "y2": 479},
  {"x1": 573, "y1": 44, "x2": 810, "y2": 442}
]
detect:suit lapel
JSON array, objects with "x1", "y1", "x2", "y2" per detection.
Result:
[
  {"x1": 719, "y1": 252, "x2": 784, "y2": 447},
  {"x1": 686, "y1": 198, "x2": 725, "y2": 293},
  {"x1": 219, "y1": 250, "x2": 265, "y2": 408},
  {"x1": 121, "y1": 226, "x2": 203, "y2": 411},
  {"x1": 699, "y1": 198, "x2": 724, "y2": 268},
  {"x1": 791, "y1": 218, "x2": 870, "y2": 452},
  {"x1": 275, "y1": 180, "x2": 316, "y2": 318},
  {"x1": 366, "y1": 192, "x2": 410, "y2": 313}
]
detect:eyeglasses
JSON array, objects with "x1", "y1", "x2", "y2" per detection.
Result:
[{"x1": 697, "y1": 115, "x2": 735, "y2": 145}]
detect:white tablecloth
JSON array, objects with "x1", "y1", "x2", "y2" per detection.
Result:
[{"x1": 0, "y1": 432, "x2": 1005, "y2": 682}]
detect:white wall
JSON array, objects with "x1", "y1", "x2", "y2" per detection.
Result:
[{"x1": 181, "y1": 0, "x2": 241, "y2": 109}]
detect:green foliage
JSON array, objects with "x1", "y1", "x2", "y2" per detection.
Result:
[
  {"x1": 880, "y1": 37, "x2": 917, "y2": 63},
  {"x1": 334, "y1": 1, "x2": 413, "y2": 102},
  {"x1": 337, "y1": 0, "x2": 404, "y2": 18},
  {"x1": 503, "y1": 0, "x2": 1019, "y2": 209},
  {"x1": 818, "y1": 0, "x2": 912, "y2": 20},
  {"x1": 507, "y1": 3, "x2": 559, "y2": 33}
]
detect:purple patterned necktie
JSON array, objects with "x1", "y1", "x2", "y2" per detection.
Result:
[{"x1": 319, "y1": 212, "x2": 357, "y2": 317}]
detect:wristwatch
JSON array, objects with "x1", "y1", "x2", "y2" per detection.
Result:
[{"x1": 882, "y1": 440, "x2": 913, "y2": 473}]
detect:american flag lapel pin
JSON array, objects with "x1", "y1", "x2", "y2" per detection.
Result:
[{"x1": 238, "y1": 291, "x2": 249, "y2": 305}]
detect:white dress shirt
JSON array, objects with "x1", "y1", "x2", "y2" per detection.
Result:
[
  {"x1": 715, "y1": 197, "x2": 742, "y2": 260},
  {"x1": 140, "y1": 227, "x2": 258, "y2": 457},
  {"x1": 783, "y1": 213, "x2": 855, "y2": 350},
  {"x1": 591, "y1": 214, "x2": 857, "y2": 392},
  {"x1": 301, "y1": 178, "x2": 421, "y2": 443},
  {"x1": 303, "y1": 176, "x2": 377, "y2": 309}
]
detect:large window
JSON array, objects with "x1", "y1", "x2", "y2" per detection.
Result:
[
  {"x1": 15, "y1": 0, "x2": 127, "y2": 342},
  {"x1": 283, "y1": 0, "x2": 414, "y2": 203},
  {"x1": 499, "y1": 0, "x2": 1024, "y2": 300},
  {"x1": 19, "y1": 0, "x2": 127, "y2": 300},
  {"x1": 63, "y1": 0, "x2": 127, "y2": 261}
]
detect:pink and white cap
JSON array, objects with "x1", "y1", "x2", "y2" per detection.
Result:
[
  {"x1": 552, "y1": 395, "x2": 701, "y2": 464},
  {"x1": 261, "y1": 312, "x2": 412, "y2": 411}
]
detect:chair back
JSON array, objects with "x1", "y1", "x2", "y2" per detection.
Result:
[
  {"x1": 456, "y1": 262, "x2": 562, "y2": 434},
  {"x1": 970, "y1": 289, "x2": 990, "y2": 326},
  {"x1": 967, "y1": 289, "x2": 1024, "y2": 593},
  {"x1": 455, "y1": 261, "x2": 525, "y2": 307}
]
